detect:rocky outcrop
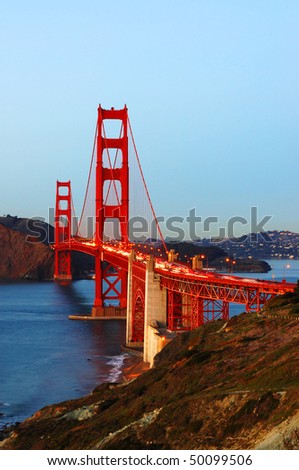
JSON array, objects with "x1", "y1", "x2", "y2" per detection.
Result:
[
  {"x1": 0, "y1": 217, "x2": 94, "y2": 280},
  {"x1": 1, "y1": 310, "x2": 298, "y2": 450},
  {"x1": 0, "y1": 224, "x2": 54, "y2": 280}
]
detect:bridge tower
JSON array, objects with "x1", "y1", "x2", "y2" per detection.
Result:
[
  {"x1": 92, "y1": 105, "x2": 129, "y2": 316},
  {"x1": 54, "y1": 180, "x2": 72, "y2": 281}
]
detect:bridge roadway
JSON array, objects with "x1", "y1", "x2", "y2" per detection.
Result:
[{"x1": 54, "y1": 238, "x2": 296, "y2": 310}]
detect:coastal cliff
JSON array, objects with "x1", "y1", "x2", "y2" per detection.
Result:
[
  {"x1": 0, "y1": 217, "x2": 94, "y2": 280},
  {"x1": 0, "y1": 224, "x2": 54, "y2": 280},
  {"x1": 1, "y1": 301, "x2": 298, "y2": 450}
]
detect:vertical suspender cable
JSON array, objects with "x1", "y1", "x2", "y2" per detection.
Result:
[
  {"x1": 128, "y1": 115, "x2": 168, "y2": 255},
  {"x1": 76, "y1": 123, "x2": 97, "y2": 237}
]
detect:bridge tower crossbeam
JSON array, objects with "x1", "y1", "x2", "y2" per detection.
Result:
[
  {"x1": 54, "y1": 180, "x2": 72, "y2": 281},
  {"x1": 92, "y1": 105, "x2": 129, "y2": 316}
]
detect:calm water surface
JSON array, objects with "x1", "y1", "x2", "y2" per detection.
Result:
[
  {"x1": 0, "y1": 280, "x2": 126, "y2": 427},
  {"x1": 0, "y1": 259, "x2": 298, "y2": 427}
]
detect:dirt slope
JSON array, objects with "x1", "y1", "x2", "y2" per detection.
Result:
[
  {"x1": 1, "y1": 310, "x2": 298, "y2": 450},
  {"x1": 0, "y1": 224, "x2": 54, "y2": 280}
]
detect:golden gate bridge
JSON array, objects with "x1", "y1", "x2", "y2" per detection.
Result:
[{"x1": 53, "y1": 105, "x2": 296, "y2": 363}]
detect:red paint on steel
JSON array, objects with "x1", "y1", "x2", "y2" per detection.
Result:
[{"x1": 54, "y1": 181, "x2": 72, "y2": 279}]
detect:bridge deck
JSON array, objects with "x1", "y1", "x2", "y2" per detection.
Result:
[{"x1": 54, "y1": 239, "x2": 296, "y2": 300}]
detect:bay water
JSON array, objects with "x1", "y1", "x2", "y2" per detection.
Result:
[{"x1": 0, "y1": 280, "x2": 126, "y2": 427}]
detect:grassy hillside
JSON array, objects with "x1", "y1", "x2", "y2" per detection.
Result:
[{"x1": 1, "y1": 306, "x2": 298, "y2": 450}]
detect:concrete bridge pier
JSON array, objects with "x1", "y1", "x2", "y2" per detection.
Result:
[
  {"x1": 91, "y1": 254, "x2": 104, "y2": 317},
  {"x1": 143, "y1": 256, "x2": 167, "y2": 364},
  {"x1": 125, "y1": 254, "x2": 173, "y2": 365}
]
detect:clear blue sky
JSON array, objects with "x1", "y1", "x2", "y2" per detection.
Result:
[{"x1": 1, "y1": 0, "x2": 298, "y2": 238}]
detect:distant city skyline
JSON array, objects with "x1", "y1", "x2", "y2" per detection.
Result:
[{"x1": 1, "y1": 1, "x2": 298, "y2": 237}]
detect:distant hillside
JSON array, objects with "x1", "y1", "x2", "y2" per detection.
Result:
[
  {"x1": 0, "y1": 224, "x2": 54, "y2": 280},
  {"x1": 165, "y1": 241, "x2": 225, "y2": 261},
  {"x1": 137, "y1": 240, "x2": 270, "y2": 272},
  {"x1": 200, "y1": 230, "x2": 299, "y2": 260},
  {"x1": 1, "y1": 304, "x2": 298, "y2": 449},
  {"x1": 0, "y1": 215, "x2": 54, "y2": 245},
  {"x1": 0, "y1": 216, "x2": 94, "y2": 280}
]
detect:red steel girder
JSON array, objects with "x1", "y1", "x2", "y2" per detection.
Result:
[
  {"x1": 167, "y1": 290, "x2": 183, "y2": 330},
  {"x1": 54, "y1": 181, "x2": 72, "y2": 279},
  {"x1": 167, "y1": 291, "x2": 229, "y2": 331},
  {"x1": 94, "y1": 106, "x2": 129, "y2": 308},
  {"x1": 160, "y1": 273, "x2": 289, "y2": 312},
  {"x1": 95, "y1": 105, "x2": 129, "y2": 246},
  {"x1": 203, "y1": 299, "x2": 229, "y2": 323}
]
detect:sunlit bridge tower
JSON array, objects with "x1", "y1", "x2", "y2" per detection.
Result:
[
  {"x1": 54, "y1": 180, "x2": 72, "y2": 281},
  {"x1": 92, "y1": 105, "x2": 129, "y2": 316}
]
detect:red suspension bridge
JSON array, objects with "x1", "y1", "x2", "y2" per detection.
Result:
[{"x1": 54, "y1": 105, "x2": 296, "y2": 363}]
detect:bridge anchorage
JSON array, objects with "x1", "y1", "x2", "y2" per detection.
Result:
[{"x1": 54, "y1": 105, "x2": 296, "y2": 365}]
